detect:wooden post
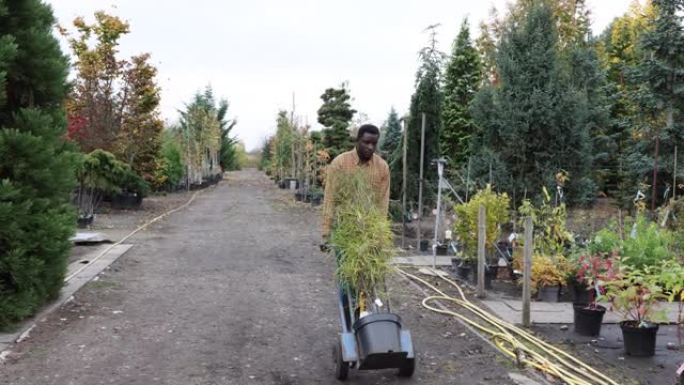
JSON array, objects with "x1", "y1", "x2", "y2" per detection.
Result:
[
  {"x1": 416, "y1": 113, "x2": 426, "y2": 251},
  {"x1": 477, "y1": 205, "x2": 486, "y2": 298},
  {"x1": 401, "y1": 118, "x2": 408, "y2": 249},
  {"x1": 522, "y1": 216, "x2": 533, "y2": 327}
]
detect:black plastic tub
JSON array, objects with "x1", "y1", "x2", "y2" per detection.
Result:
[
  {"x1": 620, "y1": 321, "x2": 659, "y2": 357},
  {"x1": 77, "y1": 215, "x2": 94, "y2": 228},
  {"x1": 573, "y1": 304, "x2": 606, "y2": 336},
  {"x1": 111, "y1": 192, "x2": 142, "y2": 209},
  {"x1": 419, "y1": 240, "x2": 429, "y2": 252},
  {"x1": 537, "y1": 285, "x2": 560, "y2": 302},
  {"x1": 572, "y1": 283, "x2": 592, "y2": 304},
  {"x1": 435, "y1": 244, "x2": 448, "y2": 256},
  {"x1": 456, "y1": 264, "x2": 472, "y2": 281},
  {"x1": 353, "y1": 313, "x2": 405, "y2": 370}
]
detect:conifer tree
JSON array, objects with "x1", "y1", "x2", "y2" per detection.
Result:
[
  {"x1": 441, "y1": 19, "x2": 482, "y2": 168},
  {"x1": 0, "y1": 0, "x2": 76, "y2": 327},
  {"x1": 317, "y1": 84, "x2": 356, "y2": 161}
]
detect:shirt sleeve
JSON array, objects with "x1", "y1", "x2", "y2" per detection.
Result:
[
  {"x1": 381, "y1": 163, "x2": 390, "y2": 218},
  {"x1": 321, "y1": 162, "x2": 337, "y2": 238}
]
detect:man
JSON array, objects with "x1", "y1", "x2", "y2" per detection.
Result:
[{"x1": 321, "y1": 124, "x2": 390, "y2": 242}]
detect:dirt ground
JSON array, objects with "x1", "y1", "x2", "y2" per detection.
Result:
[{"x1": 0, "y1": 170, "x2": 539, "y2": 385}]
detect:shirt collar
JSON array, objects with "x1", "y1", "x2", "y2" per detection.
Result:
[{"x1": 352, "y1": 149, "x2": 373, "y2": 166}]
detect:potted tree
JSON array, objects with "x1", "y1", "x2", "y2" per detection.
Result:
[
  {"x1": 573, "y1": 253, "x2": 618, "y2": 336},
  {"x1": 74, "y1": 150, "x2": 125, "y2": 227},
  {"x1": 603, "y1": 267, "x2": 667, "y2": 357}
]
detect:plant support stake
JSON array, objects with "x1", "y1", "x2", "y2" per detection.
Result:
[
  {"x1": 416, "y1": 112, "x2": 426, "y2": 251},
  {"x1": 477, "y1": 205, "x2": 486, "y2": 298},
  {"x1": 523, "y1": 216, "x2": 533, "y2": 327},
  {"x1": 433, "y1": 159, "x2": 446, "y2": 269}
]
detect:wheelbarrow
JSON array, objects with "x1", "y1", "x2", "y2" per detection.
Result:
[{"x1": 332, "y1": 283, "x2": 415, "y2": 380}]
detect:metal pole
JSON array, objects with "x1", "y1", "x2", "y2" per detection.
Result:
[
  {"x1": 402, "y1": 118, "x2": 408, "y2": 249},
  {"x1": 433, "y1": 160, "x2": 444, "y2": 269},
  {"x1": 477, "y1": 205, "x2": 486, "y2": 298},
  {"x1": 416, "y1": 113, "x2": 426, "y2": 251},
  {"x1": 674, "y1": 146, "x2": 678, "y2": 201},
  {"x1": 522, "y1": 216, "x2": 533, "y2": 327}
]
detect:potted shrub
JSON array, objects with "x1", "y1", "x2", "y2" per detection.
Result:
[
  {"x1": 453, "y1": 185, "x2": 510, "y2": 283},
  {"x1": 111, "y1": 166, "x2": 149, "y2": 210},
  {"x1": 603, "y1": 267, "x2": 667, "y2": 357},
  {"x1": 573, "y1": 253, "x2": 618, "y2": 336},
  {"x1": 656, "y1": 259, "x2": 684, "y2": 326},
  {"x1": 74, "y1": 150, "x2": 125, "y2": 227},
  {"x1": 531, "y1": 255, "x2": 566, "y2": 302}
]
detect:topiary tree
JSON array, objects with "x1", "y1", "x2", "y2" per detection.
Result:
[
  {"x1": 318, "y1": 84, "x2": 356, "y2": 161},
  {"x1": 0, "y1": 0, "x2": 76, "y2": 328}
]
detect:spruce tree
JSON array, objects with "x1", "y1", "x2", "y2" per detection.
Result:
[
  {"x1": 317, "y1": 84, "x2": 356, "y2": 161},
  {"x1": 404, "y1": 28, "x2": 443, "y2": 205},
  {"x1": 0, "y1": 0, "x2": 76, "y2": 327},
  {"x1": 441, "y1": 19, "x2": 482, "y2": 168}
]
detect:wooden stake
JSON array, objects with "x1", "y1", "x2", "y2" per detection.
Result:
[
  {"x1": 477, "y1": 205, "x2": 486, "y2": 299},
  {"x1": 416, "y1": 113, "x2": 426, "y2": 251},
  {"x1": 522, "y1": 216, "x2": 533, "y2": 327}
]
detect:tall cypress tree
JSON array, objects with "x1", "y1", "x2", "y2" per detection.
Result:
[
  {"x1": 380, "y1": 107, "x2": 403, "y2": 199},
  {"x1": 637, "y1": 0, "x2": 684, "y2": 208},
  {"x1": 317, "y1": 84, "x2": 356, "y2": 161},
  {"x1": 441, "y1": 18, "x2": 482, "y2": 168},
  {"x1": 404, "y1": 28, "x2": 444, "y2": 206},
  {"x1": 0, "y1": 0, "x2": 76, "y2": 327},
  {"x1": 470, "y1": 1, "x2": 593, "y2": 205}
]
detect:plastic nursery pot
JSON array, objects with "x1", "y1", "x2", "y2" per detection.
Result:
[
  {"x1": 537, "y1": 285, "x2": 561, "y2": 302},
  {"x1": 419, "y1": 240, "x2": 429, "y2": 252},
  {"x1": 456, "y1": 263, "x2": 472, "y2": 281},
  {"x1": 435, "y1": 244, "x2": 448, "y2": 256},
  {"x1": 352, "y1": 313, "x2": 402, "y2": 363},
  {"x1": 111, "y1": 192, "x2": 142, "y2": 210},
  {"x1": 572, "y1": 283, "x2": 592, "y2": 305},
  {"x1": 470, "y1": 265, "x2": 497, "y2": 289},
  {"x1": 77, "y1": 215, "x2": 94, "y2": 228},
  {"x1": 620, "y1": 321, "x2": 659, "y2": 357},
  {"x1": 573, "y1": 304, "x2": 606, "y2": 337}
]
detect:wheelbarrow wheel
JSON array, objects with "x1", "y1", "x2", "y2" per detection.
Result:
[
  {"x1": 333, "y1": 342, "x2": 349, "y2": 380},
  {"x1": 397, "y1": 357, "x2": 415, "y2": 378}
]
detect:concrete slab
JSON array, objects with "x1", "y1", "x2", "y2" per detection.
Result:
[
  {"x1": 481, "y1": 299, "x2": 682, "y2": 325},
  {"x1": 0, "y1": 244, "x2": 133, "y2": 358},
  {"x1": 393, "y1": 256, "x2": 453, "y2": 266},
  {"x1": 70, "y1": 231, "x2": 111, "y2": 244}
]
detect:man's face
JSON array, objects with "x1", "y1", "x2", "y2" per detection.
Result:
[{"x1": 356, "y1": 132, "x2": 379, "y2": 162}]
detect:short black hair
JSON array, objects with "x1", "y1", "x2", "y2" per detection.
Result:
[{"x1": 357, "y1": 124, "x2": 380, "y2": 140}]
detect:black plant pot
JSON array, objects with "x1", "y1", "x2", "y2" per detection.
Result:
[
  {"x1": 470, "y1": 265, "x2": 497, "y2": 289},
  {"x1": 572, "y1": 283, "x2": 592, "y2": 304},
  {"x1": 111, "y1": 192, "x2": 142, "y2": 210},
  {"x1": 77, "y1": 215, "x2": 94, "y2": 228},
  {"x1": 278, "y1": 181, "x2": 287, "y2": 189},
  {"x1": 573, "y1": 304, "x2": 606, "y2": 337},
  {"x1": 537, "y1": 285, "x2": 560, "y2": 302},
  {"x1": 294, "y1": 192, "x2": 304, "y2": 201},
  {"x1": 620, "y1": 321, "x2": 659, "y2": 357},
  {"x1": 435, "y1": 244, "x2": 448, "y2": 256},
  {"x1": 456, "y1": 264, "x2": 472, "y2": 281},
  {"x1": 419, "y1": 240, "x2": 429, "y2": 252}
]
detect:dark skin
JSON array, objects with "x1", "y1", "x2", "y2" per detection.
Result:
[{"x1": 356, "y1": 132, "x2": 379, "y2": 162}]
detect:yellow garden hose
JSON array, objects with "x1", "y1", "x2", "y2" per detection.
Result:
[{"x1": 395, "y1": 267, "x2": 622, "y2": 385}]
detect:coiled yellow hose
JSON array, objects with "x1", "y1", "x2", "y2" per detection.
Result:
[{"x1": 395, "y1": 267, "x2": 623, "y2": 385}]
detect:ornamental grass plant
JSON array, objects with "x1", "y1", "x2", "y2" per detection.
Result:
[{"x1": 330, "y1": 172, "x2": 394, "y2": 301}]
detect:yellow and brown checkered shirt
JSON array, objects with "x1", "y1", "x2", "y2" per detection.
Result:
[{"x1": 321, "y1": 149, "x2": 390, "y2": 238}]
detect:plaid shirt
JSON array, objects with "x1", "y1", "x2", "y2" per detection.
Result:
[{"x1": 322, "y1": 149, "x2": 390, "y2": 238}]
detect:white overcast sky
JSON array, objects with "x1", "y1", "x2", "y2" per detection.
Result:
[{"x1": 46, "y1": 0, "x2": 637, "y2": 151}]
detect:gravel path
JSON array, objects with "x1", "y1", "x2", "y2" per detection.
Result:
[{"x1": 0, "y1": 170, "x2": 529, "y2": 385}]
